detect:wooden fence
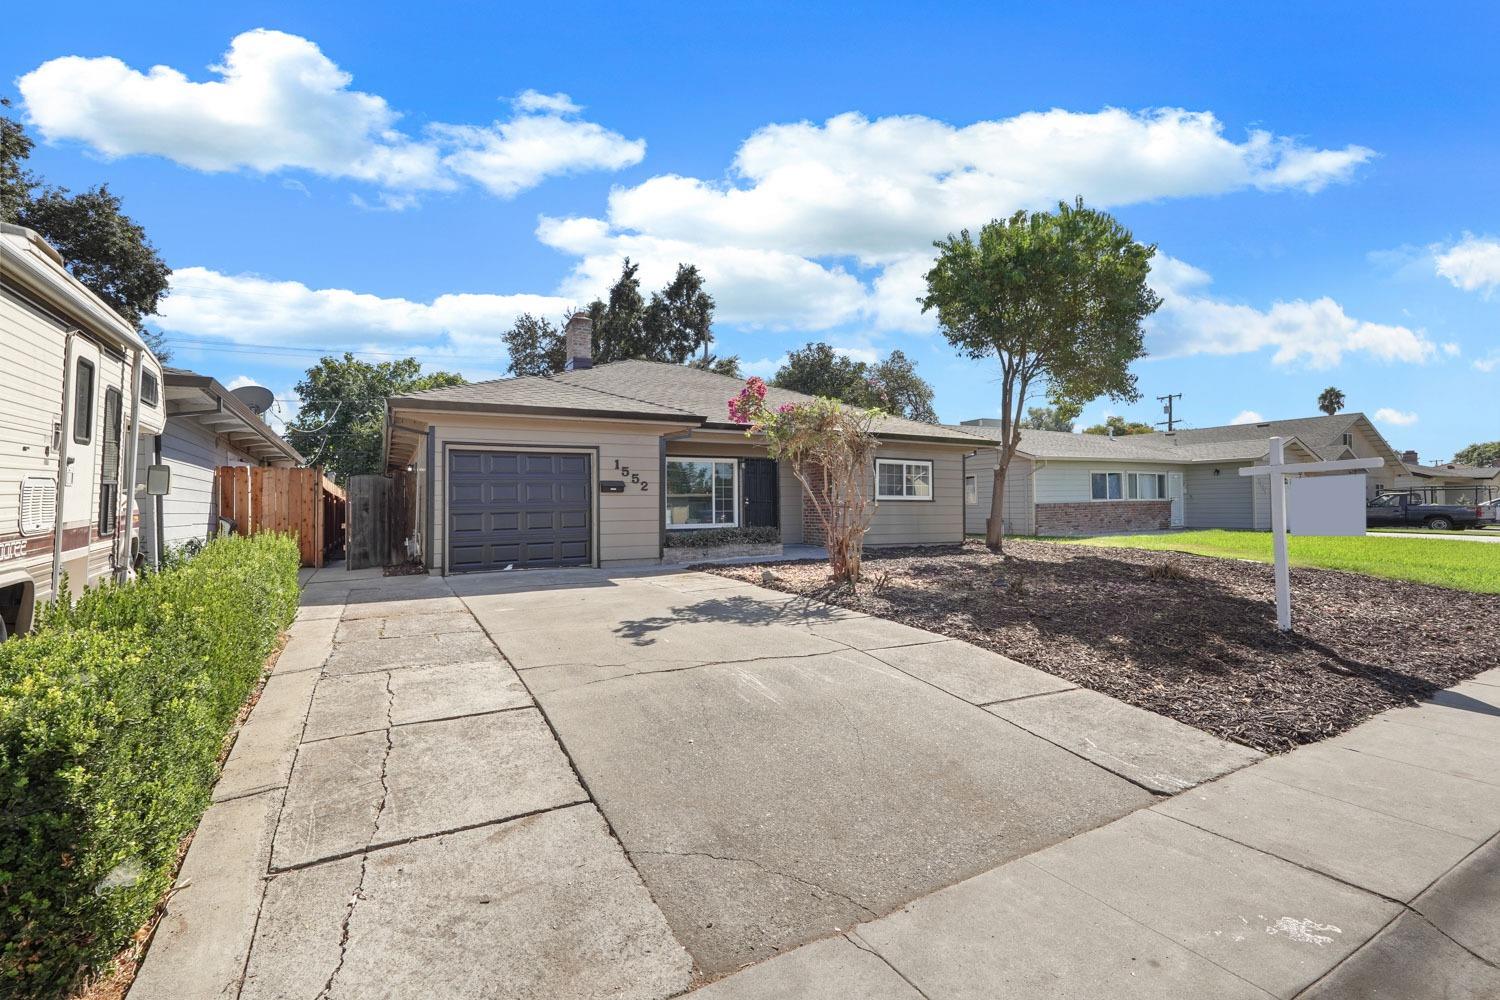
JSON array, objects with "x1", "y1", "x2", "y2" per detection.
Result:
[
  {"x1": 347, "y1": 471, "x2": 418, "y2": 570},
  {"x1": 217, "y1": 465, "x2": 347, "y2": 567}
]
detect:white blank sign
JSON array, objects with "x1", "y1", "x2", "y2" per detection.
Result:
[{"x1": 1289, "y1": 473, "x2": 1367, "y2": 536}]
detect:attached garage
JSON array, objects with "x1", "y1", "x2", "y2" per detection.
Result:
[{"x1": 447, "y1": 449, "x2": 592, "y2": 572}]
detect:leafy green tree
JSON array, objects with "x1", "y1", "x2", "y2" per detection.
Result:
[
  {"x1": 643, "y1": 264, "x2": 715, "y2": 363},
  {"x1": 1317, "y1": 386, "x2": 1346, "y2": 416},
  {"x1": 1453, "y1": 441, "x2": 1500, "y2": 467},
  {"x1": 502, "y1": 314, "x2": 568, "y2": 376},
  {"x1": 504, "y1": 260, "x2": 724, "y2": 375},
  {"x1": 689, "y1": 353, "x2": 742, "y2": 377},
  {"x1": 771, "y1": 343, "x2": 938, "y2": 422},
  {"x1": 924, "y1": 198, "x2": 1160, "y2": 550},
  {"x1": 1082, "y1": 415, "x2": 1155, "y2": 436},
  {"x1": 2, "y1": 108, "x2": 171, "y2": 331},
  {"x1": 1019, "y1": 400, "x2": 1083, "y2": 431},
  {"x1": 286, "y1": 355, "x2": 465, "y2": 482}
]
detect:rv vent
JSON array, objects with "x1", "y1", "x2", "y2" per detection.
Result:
[{"x1": 20, "y1": 477, "x2": 56, "y2": 536}]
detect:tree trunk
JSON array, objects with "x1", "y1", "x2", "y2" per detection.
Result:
[{"x1": 986, "y1": 461, "x2": 1008, "y2": 552}]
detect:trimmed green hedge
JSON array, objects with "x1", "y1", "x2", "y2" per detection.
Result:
[
  {"x1": 0, "y1": 533, "x2": 300, "y2": 999},
  {"x1": 664, "y1": 526, "x2": 782, "y2": 549}
]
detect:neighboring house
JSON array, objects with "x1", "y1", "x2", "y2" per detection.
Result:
[
  {"x1": 135, "y1": 368, "x2": 303, "y2": 564},
  {"x1": 1393, "y1": 450, "x2": 1500, "y2": 503},
  {"x1": 959, "y1": 412, "x2": 1406, "y2": 536},
  {"x1": 383, "y1": 314, "x2": 981, "y2": 573},
  {"x1": 1, "y1": 223, "x2": 165, "y2": 639}
]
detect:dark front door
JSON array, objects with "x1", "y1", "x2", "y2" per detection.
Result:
[
  {"x1": 447, "y1": 450, "x2": 591, "y2": 572},
  {"x1": 742, "y1": 458, "x2": 779, "y2": 528}
]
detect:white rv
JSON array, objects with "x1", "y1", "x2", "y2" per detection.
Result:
[{"x1": 0, "y1": 223, "x2": 166, "y2": 639}]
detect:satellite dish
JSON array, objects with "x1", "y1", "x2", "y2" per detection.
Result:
[{"x1": 231, "y1": 384, "x2": 275, "y2": 415}]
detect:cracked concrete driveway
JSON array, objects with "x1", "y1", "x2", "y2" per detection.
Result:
[{"x1": 131, "y1": 565, "x2": 1264, "y2": 1000}]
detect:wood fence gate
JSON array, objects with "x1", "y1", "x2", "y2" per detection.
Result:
[
  {"x1": 346, "y1": 471, "x2": 419, "y2": 571},
  {"x1": 216, "y1": 465, "x2": 347, "y2": 567}
]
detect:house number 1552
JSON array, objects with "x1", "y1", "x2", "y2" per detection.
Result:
[{"x1": 613, "y1": 459, "x2": 649, "y2": 491}]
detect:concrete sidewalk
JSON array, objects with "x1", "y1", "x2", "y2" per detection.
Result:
[{"x1": 688, "y1": 669, "x2": 1500, "y2": 999}]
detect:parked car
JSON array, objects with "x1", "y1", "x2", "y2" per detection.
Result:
[{"x1": 1366, "y1": 492, "x2": 1482, "y2": 530}]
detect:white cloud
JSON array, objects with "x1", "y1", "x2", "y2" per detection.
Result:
[
  {"x1": 157, "y1": 266, "x2": 571, "y2": 349},
  {"x1": 1442, "y1": 342, "x2": 1461, "y2": 357},
  {"x1": 17, "y1": 30, "x2": 643, "y2": 201},
  {"x1": 1230, "y1": 410, "x2": 1264, "y2": 425},
  {"x1": 1374, "y1": 407, "x2": 1418, "y2": 426},
  {"x1": 1146, "y1": 256, "x2": 1436, "y2": 368},
  {"x1": 1473, "y1": 353, "x2": 1499, "y2": 373},
  {"x1": 1434, "y1": 235, "x2": 1500, "y2": 295},
  {"x1": 538, "y1": 106, "x2": 1370, "y2": 334}
]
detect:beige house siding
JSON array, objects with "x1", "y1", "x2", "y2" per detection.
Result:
[
  {"x1": 866, "y1": 444, "x2": 966, "y2": 547},
  {"x1": 1182, "y1": 462, "x2": 1254, "y2": 529},
  {"x1": 1033, "y1": 460, "x2": 1180, "y2": 503},
  {"x1": 416, "y1": 411, "x2": 684, "y2": 572},
  {"x1": 964, "y1": 450, "x2": 1034, "y2": 536}
]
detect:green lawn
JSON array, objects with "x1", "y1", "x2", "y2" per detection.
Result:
[{"x1": 1053, "y1": 529, "x2": 1500, "y2": 593}]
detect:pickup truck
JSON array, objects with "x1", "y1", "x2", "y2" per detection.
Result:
[{"x1": 1366, "y1": 492, "x2": 1483, "y2": 530}]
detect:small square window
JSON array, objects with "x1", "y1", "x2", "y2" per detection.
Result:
[
  {"x1": 141, "y1": 370, "x2": 160, "y2": 407},
  {"x1": 1091, "y1": 472, "x2": 1123, "y2": 500}
]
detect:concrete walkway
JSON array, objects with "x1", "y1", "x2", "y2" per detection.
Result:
[{"x1": 128, "y1": 567, "x2": 1500, "y2": 999}]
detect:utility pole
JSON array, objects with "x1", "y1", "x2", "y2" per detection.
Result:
[{"x1": 1156, "y1": 393, "x2": 1183, "y2": 431}]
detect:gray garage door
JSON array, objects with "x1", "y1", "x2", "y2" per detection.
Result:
[{"x1": 447, "y1": 450, "x2": 591, "y2": 572}]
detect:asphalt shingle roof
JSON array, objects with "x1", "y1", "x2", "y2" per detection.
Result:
[
  {"x1": 951, "y1": 416, "x2": 1372, "y2": 463},
  {"x1": 392, "y1": 359, "x2": 986, "y2": 444}
]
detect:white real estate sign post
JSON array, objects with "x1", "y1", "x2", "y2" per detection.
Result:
[{"x1": 1240, "y1": 437, "x2": 1384, "y2": 632}]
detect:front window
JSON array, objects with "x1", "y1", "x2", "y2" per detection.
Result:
[
  {"x1": 667, "y1": 459, "x2": 737, "y2": 527},
  {"x1": 876, "y1": 459, "x2": 933, "y2": 500},
  {"x1": 1090, "y1": 471, "x2": 1123, "y2": 500},
  {"x1": 964, "y1": 475, "x2": 977, "y2": 505},
  {"x1": 1127, "y1": 472, "x2": 1167, "y2": 499}
]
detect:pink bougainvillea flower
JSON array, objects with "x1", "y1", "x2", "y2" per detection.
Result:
[{"x1": 777, "y1": 402, "x2": 797, "y2": 415}]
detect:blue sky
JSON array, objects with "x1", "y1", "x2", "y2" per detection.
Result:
[{"x1": 8, "y1": 2, "x2": 1498, "y2": 460}]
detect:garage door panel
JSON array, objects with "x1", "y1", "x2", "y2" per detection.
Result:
[{"x1": 447, "y1": 449, "x2": 592, "y2": 572}]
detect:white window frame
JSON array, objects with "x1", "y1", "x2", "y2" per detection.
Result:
[
  {"x1": 875, "y1": 459, "x2": 935, "y2": 501},
  {"x1": 1090, "y1": 470, "x2": 1124, "y2": 501},
  {"x1": 964, "y1": 474, "x2": 977, "y2": 505},
  {"x1": 665, "y1": 457, "x2": 739, "y2": 529},
  {"x1": 1126, "y1": 472, "x2": 1169, "y2": 500}
]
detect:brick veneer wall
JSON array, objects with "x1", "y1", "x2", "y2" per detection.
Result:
[
  {"x1": 801, "y1": 466, "x2": 828, "y2": 546},
  {"x1": 1035, "y1": 500, "x2": 1172, "y2": 536}
]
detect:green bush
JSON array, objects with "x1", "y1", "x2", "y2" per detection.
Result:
[
  {"x1": 664, "y1": 526, "x2": 782, "y2": 549},
  {"x1": 0, "y1": 533, "x2": 300, "y2": 998}
]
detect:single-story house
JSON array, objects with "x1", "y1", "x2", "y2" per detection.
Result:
[
  {"x1": 383, "y1": 314, "x2": 982, "y2": 573},
  {"x1": 1393, "y1": 450, "x2": 1500, "y2": 503},
  {"x1": 136, "y1": 368, "x2": 303, "y2": 563},
  {"x1": 959, "y1": 412, "x2": 1406, "y2": 536}
]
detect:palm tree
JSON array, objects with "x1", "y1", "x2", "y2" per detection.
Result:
[{"x1": 1317, "y1": 387, "x2": 1346, "y2": 416}]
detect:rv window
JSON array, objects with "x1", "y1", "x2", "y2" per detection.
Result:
[
  {"x1": 73, "y1": 358, "x2": 95, "y2": 444},
  {"x1": 99, "y1": 388, "x2": 122, "y2": 536},
  {"x1": 141, "y1": 370, "x2": 160, "y2": 407}
]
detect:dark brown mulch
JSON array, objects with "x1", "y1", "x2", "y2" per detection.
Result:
[{"x1": 707, "y1": 540, "x2": 1500, "y2": 754}]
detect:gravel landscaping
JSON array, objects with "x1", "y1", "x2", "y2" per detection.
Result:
[{"x1": 706, "y1": 540, "x2": 1500, "y2": 753}]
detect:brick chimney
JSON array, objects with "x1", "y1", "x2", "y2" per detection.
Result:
[
  {"x1": 563, "y1": 312, "x2": 593, "y2": 371},
  {"x1": 1401, "y1": 449, "x2": 1419, "y2": 465}
]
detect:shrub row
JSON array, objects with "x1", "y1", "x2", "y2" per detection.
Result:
[
  {"x1": 0, "y1": 533, "x2": 300, "y2": 999},
  {"x1": 664, "y1": 525, "x2": 782, "y2": 548}
]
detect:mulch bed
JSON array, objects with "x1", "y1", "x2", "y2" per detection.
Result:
[{"x1": 706, "y1": 540, "x2": 1500, "y2": 754}]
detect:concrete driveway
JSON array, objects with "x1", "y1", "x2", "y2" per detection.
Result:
[{"x1": 130, "y1": 565, "x2": 1272, "y2": 999}]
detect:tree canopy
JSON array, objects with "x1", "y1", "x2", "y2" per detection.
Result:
[
  {"x1": 285, "y1": 355, "x2": 465, "y2": 482},
  {"x1": 1317, "y1": 386, "x2": 1346, "y2": 416},
  {"x1": 503, "y1": 259, "x2": 729, "y2": 376},
  {"x1": 923, "y1": 198, "x2": 1159, "y2": 549},
  {"x1": 1018, "y1": 400, "x2": 1083, "y2": 432},
  {"x1": 1082, "y1": 415, "x2": 1155, "y2": 436},
  {"x1": 1, "y1": 106, "x2": 171, "y2": 332},
  {"x1": 771, "y1": 343, "x2": 938, "y2": 422},
  {"x1": 1453, "y1": 441, "x2": 1500, "y2": 467}
]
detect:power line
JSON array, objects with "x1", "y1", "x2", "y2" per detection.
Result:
[{"x1": 1156, "y1": 393, "x2": 1183, "y2": 432}]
